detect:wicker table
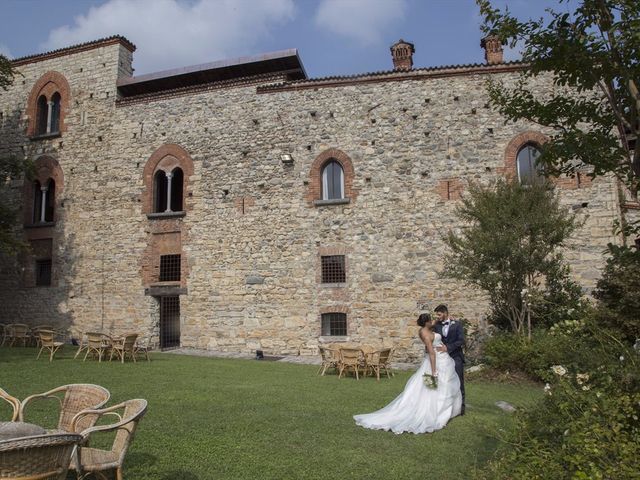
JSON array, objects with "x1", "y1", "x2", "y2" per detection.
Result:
[{"x1": 0, "y1": 421, "x2": 46, "y2": 441}]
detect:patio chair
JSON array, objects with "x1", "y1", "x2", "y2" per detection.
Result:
[
  {"x1": 7, "y1": 324, "x2": 30, "y2": 347},
  {"x1": 109, "y1": 333, "x2": 138, "y2": 363},
  {"x1": 83, "y1": 332, "x2": 112, "y2": 362},
  {"x1": 0, "y1": 432, "x2": 82, "y2": 480},
  {"x1": 365, "y1": 348, "x2": 394, "y2": 381},
  {"x1": 70, "y1": 399, "x2": 148, "y2": 480},
  {"x1": 317, "y1": 346, "x2": 339, "y2": 376},
  {"x1": 32, "y1": 324, "x2": 55, "y2": 347},
  {"x1": 0, "y1": 324, "x2": 7, "y2": 346},
  {"x1": 338, "y1": 348, "x2": 363, "y2": 380},
  {"x1": 0, "y1": 387, "x2": 20, "y2": 421},
  {"x1": 36, "y1": 330, "x2": 65, "y2": 363},
  {"x1": 19, "y1": 384, "x2": 110, "y2": 434},
  {"x1": 133, "y1": 335, "x2": 152, "y2": 362}
]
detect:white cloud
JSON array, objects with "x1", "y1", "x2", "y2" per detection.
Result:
[
  {"x1": 42, "y1": 0, "x2": 295, "y2": 74},
  {"x1": 315, "y1": 0, "x2": 407, "y2": 46},
  {"x1": 0, "y1": 44, "x2": 12, "y2": 58}
]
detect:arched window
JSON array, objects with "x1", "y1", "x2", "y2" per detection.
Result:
[
  {"x1": 153, "y1": 171, "x2": 168, "y2": 213},
  {"x1": 321, "y1": 160, "x2": 344, "y2": 200},
  {"x1": 32, "y1": 180, "x2": 42, "y2": 223},
  {"x1": 50, "y1": 92, "x2": 61, "y2": 134},
  {"x1": 36, "y1": 96, "x2": 48, "y2": 135},
  {"x1": 517, "y1": 144, "x2": 543, "y2": 185},
  {"x1": 44, "y1": 180, "x2": 55, "y2": 222},
  {"x1": 170, "y1": 168, "x2": 184, "y2": 212}
]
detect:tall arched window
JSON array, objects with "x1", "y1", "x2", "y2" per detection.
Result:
[
  {"x1": 50, "y1": 92, "x2": 61, "y2": 134},
  {"x1": 321, "y1": 160, "x2": 344, "y2": 200},
  {"x1": 36, "y1": 96, "x2": 48, "y2": 135},
  {"x1": 32, "y1": 180, "x2": 42, "y2": 223},
  {"x1": 153, "y1": 171, "x2": 168, "y2": 213},
  {"x1": 517, "y1": 144, "x2": 543, "y2": 185},
  {"x1": 170, "y1": 168, "x2": 184, "y2": 212}
]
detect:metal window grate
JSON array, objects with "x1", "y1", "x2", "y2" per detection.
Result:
[
  {"x1": 321, "y1": 313, "x2": 347, "y2": 336},
  {"x1": 321, "y1": 255, "x2": 346, "y2": 283},
  {"x1": 35, "y1": 259, "x2": 52, "y2": 286},
  {"x1": 159, "y1": 254, "x2": 181, "y2": 282},
  {"x1": 160, "y1": 296, "x2": 180, "y2": 349}
]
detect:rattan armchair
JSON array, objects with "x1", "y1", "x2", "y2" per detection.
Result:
[
  {"x1": 6, "y1": 324, "x2": 30, "y2": 347},
  {"x1": 83, "y1": 332, "x2": 112, "y2": 362},
  {"x1": 32, "y1": 325, "x2": 55, "y2": 347},
  {"x1": 109, "y1": 333, "x2": 138, "y2": 363},
  {"x1": 0, "y1": 433, "x2": 82, "y2": 480},
  {"x1": 0, "y1": 387, "x2": 20, "y2": 422},
  {"x1": 317, "y1": 346, "x2": 339, "y2": 376},
  {"x1": 338, "y1": 348, "x2": 363, "y2": 380},
  {"x1": 19, "y1": 384, "x2": 110, "y2": 434},
  {"x1": 0, "y1": 324, "x2": 7, "y2": 346},
  {"x1": 70, "y1": 399, "x2": 148, "y2": 480},
  {"x1": 365, "y1": 348, "x2": 394, "y2": 381},
  {"x1": 133, "y1": 335, "x2": 152, "y2": 362},
  {"x1": 36, "y1": 330, "x2": 64, "y2": 363}
]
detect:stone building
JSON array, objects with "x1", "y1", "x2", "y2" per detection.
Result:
[{"x1": 0, "y1": 35, "x2": 632, "y2": 361}]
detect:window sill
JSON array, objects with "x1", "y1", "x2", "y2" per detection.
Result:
[
  {"x1": 146, "y1": 211, "x2": 186, "y2": 220},
  {"x1": 320, "y1": 282, "x2": 347, "y2": 288},
  {"x1": 24, "y1": 222, "x2": 55, "y2": 229},
  {"x1": 313, "y1": 198, "x2": 351, "y2": 207},
  {"x1": 29, "y1": 132, "x2": 62, "y2": 141},
  {"x1": 318, "y1": 336, "x2": 351, "y2": 342}
]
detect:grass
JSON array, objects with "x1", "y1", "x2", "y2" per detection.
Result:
[{"x1": 0, "y1": 346, "x2": 541, "y2": 480}]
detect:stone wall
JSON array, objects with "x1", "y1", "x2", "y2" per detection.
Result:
[{"x1": 0, "y1": 41, "x2": 623, "y2": 362}]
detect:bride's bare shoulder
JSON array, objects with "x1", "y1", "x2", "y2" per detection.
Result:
[{"x1": 419, "y1": 327, "x2": 434, "y2": 341}]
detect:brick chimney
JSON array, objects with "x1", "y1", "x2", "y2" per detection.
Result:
[
  {"x1": 390, "y1": 39, "x2": 415, "y2": 71},
  {"x1": 480, "y1": 35, "x2": 504, "y2": 64}
]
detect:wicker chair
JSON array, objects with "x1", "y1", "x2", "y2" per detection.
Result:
[
  {"x1": 36, "y1": 330, "x2": 65, "y2": 363},
  {"x1": 0, "y1": 432, "x2": 82, "y2": 480},
  {"x1": 32, "y1": 325, "x2": 55, "y2": 347},
  {"x1": 365, "y1": 348, "x2": 394, "y2": 381},
  {"x1": 338, "y1": 348, "x2": 363, "y2": 380},
  {"x1": 0, "y1": 387, "x2": 20, "y2": 422},
  {"x1": 133, "y1": 336, "x2": 152, "y2": 362},
  {"x1": 0, "y1": 324, "x2": 7, "y2": 347},
  {"x1": 109, "y1": 333, "x2": 138, "y2": 363},
  {"x1": 70, "y1": 399, "x2": 148, "y2": 480},
  {"x1": 19, "y1": 384, "x2": 110, "y2": 434},
  {"x1": 83, "y1": 333, "x2": 112, "y2": 362},
  {"x1": 6, "y1": 324, "x2": 30, "y2": 348},
  {"x1": 317, "y1": 346, "x2": 339, "y2": 376}
]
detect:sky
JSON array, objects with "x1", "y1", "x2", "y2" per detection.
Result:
[{"x1": 1, "y1": 0, "x2": 574, "y2": 78}]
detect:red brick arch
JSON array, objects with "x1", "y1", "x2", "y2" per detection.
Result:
[
  {"x1": 23, "y1": 155, "x2": 65, "y2": 224},
  {"x1": 306, "y1": 148, "x2": 357, "y2": 205},
  {"x1": 501, "y1": 131, "x2": 548, "y2": 179},
  {"x1": 26, "y1": 71, "x2": 71, "y2": 137},
  {"x1": 142, "y1": 144, "x2": 194, "y2": 214}
]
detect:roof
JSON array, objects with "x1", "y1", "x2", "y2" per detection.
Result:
[
  {"x1": 258, "y1": 60, "x2": 526, "y2": 93},
  {"x1": 11, "y1": 36, "x2": 136, "y2": 66},
  {"x1": 117, "y1": 49, "x2": 307, "y2": 97}
]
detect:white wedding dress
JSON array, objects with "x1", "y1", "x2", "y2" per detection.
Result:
[{"x1": 354, "y1": 333, "x2": 462, "y2": 434}]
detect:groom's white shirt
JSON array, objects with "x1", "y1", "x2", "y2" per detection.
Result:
[{"x1": 443, "y1": 319, "x2": 455, "y2": 337}]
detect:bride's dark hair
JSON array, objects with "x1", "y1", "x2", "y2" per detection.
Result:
[{"x1": 417, "y1": 313, "x2": 431, "y2": 327}]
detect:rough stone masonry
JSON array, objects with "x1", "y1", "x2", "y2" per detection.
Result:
[{"x1": 0, "y1": 36, "x2": 630, "y2": 362}]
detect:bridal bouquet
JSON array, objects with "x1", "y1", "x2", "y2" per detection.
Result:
[{"x1": 423, "y1": 373, "x2": 438, "y2": 389}]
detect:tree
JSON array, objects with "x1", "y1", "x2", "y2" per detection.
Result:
[
  {"x1": 477, "y1": 0, "x2": 640, "y2": 236},
  {"x1": 0, "y1": 54, "x2": 30, "y2": 253},
  {"x1": 443, "y1": 180, "x2": 578, "y2": 336}
]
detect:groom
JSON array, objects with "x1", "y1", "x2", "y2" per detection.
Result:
[{"x1": 434, "y1": 304, "x2": 465, "y2": 415}]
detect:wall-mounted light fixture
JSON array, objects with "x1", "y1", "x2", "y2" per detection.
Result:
[{"x1": 280, "y1": 153, "x2": 294, "y2": 164}]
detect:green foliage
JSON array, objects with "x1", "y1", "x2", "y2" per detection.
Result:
[
  {"x1": 0, "y1": 347, "x2": 542, "y2": 480},
  {"x1": 0, "y1": 54, "x2": 16, "y2": 91},
  {"x1": 478, "y1": 319, "x2": 640, "y2": 479},
  {"x1": 0, "y1": 155, "x2": 32, "y2": 254},
  {"x1": 476, "y1": 0, "x2": 640, "y2": 224},
  {"x1": 444, "y1": 179, "x2": 578, "y2": 334},
  {"x1": 593, "y1": 244, "x2": 640, "y2": 341}
]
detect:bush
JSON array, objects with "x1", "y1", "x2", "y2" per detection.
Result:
[
  {"x1": 477, "y1": 318, "x2": 640, "y2": 479},
  {"x1": 593, "y1": 245, "x2": 640, "y2": 342}
]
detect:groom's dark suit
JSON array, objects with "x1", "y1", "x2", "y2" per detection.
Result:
[{"x1": 435, "y1": 319, "x2": 465, "y2": 412}]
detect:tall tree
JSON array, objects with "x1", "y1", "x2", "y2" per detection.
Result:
[
  {"x1": 0, "y1": 54, "x2": 29, "y2": 253},
  {"x1": 443, "y1": 180, "x2": 578, "y2": 336},
  {"x1": 477, "y1": 0, "x2": 640, "y2": 234}
]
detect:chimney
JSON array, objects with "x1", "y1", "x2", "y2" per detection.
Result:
[
  {"x1": 390, "y1": 39, "x2": 415, "y2": 71},
  {"x1": 481, "y1": 35, "x2": 504, "y2": 64}
]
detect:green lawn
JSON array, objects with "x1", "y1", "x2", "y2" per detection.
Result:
[{"x1": 0, "y1": 346, "x2": 541, "y2": 480}]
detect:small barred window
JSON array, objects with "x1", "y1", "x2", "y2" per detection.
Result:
[
  {"x1": 159, "y1": 254, "x2": 181, "y2": 282},
  {"x1": 321, "y1": 313, "x2": 347, "y2": 336},
  {"x1": 35, "y1": 259, "x2": 52, "y2": 286},
  {"x1": 321, "y1": 255, "x2": 346, "y2": 283}
]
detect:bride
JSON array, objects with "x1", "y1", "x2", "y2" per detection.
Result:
[{"x1": 353, "y1": 313, "x2": 462, "y2": 434}]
